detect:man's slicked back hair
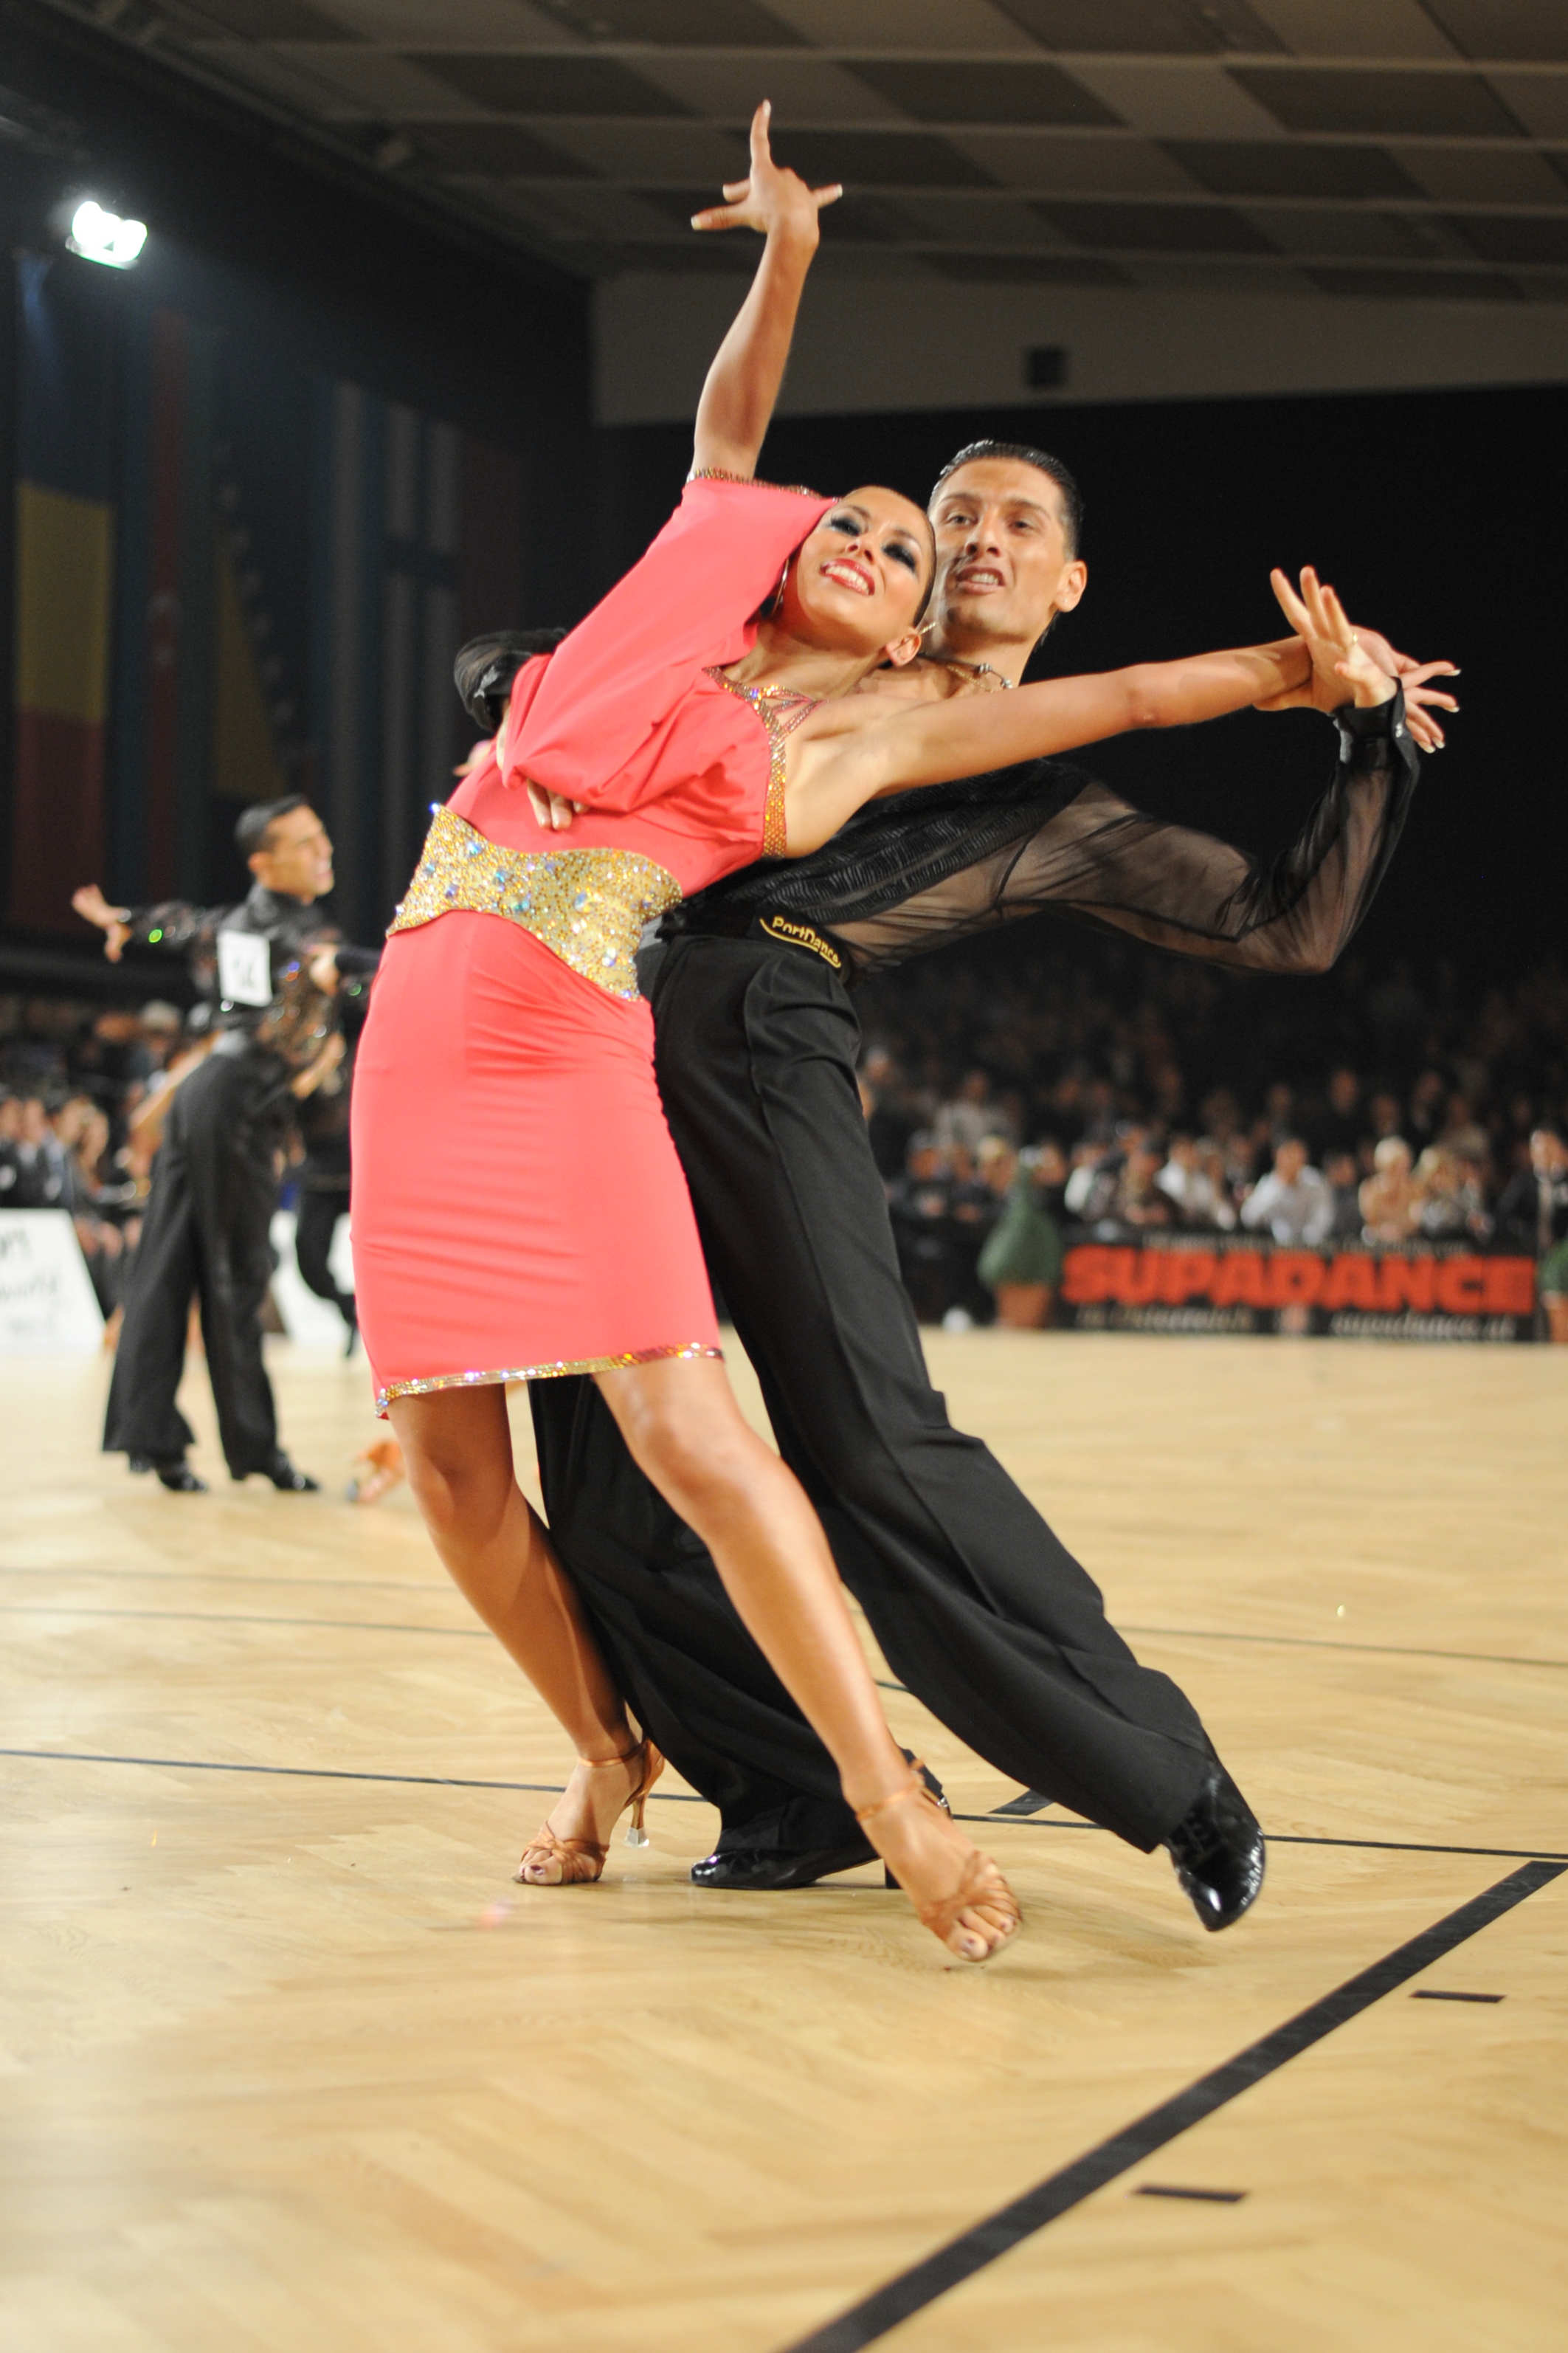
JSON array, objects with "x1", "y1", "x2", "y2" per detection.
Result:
[
  {"x1": 235, "y1": 793, "x2": 308, "y2": 861},
  {"x1": 930, "y1": 439, "x2": 1085, "y2": 557}
]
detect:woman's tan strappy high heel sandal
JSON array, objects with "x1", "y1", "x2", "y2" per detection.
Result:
[
  {"x1": 855, "y1": 1779, "x2": 1021, "y2": 1963},
  {"x1": 515, "y1": 1738, "x2": 666, "y2": 1886}
]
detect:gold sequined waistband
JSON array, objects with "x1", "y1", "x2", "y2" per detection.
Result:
[{"x1": 387, "y1": 805, "x2": 681, "y2": 1000}]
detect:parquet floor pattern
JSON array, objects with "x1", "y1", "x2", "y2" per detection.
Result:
[{"x1": 1, "y1": 1334, "x2": 1564, "y2": 2352}]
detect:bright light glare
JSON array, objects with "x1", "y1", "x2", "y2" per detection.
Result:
[{"x1": 67, "y1": 200, "x2": 148, "y2": 269}]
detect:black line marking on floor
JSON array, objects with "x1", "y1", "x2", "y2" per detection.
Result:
[
  {"x1": 4, "y1": 1753, "x2": 1555, "y2": 1859},
  {"x1": 0, "y1": 1605, "x2": 487, "y2": 1637},
  {"x1": 1122, "y1": 1626, "x2": 1568, "y2": 1673},
  {"x1": 778, "y1": 1861, "x2": 1566, "y2": 2353},
  {"x1": 992, "y1": 1791, "x2": 1054, "y2": 1816},
  {"x1": 1133, "y1": 2185, "x2": 1246, "y2": 2204},
  {"x1": 951, "y1": 1814, "x2": 1568, "y2": 1862},
  {"x1": 1411, "y1": 1988, "x2": 1503, "y2": 2002},
  {"x1": 0, "y1": 1748, "x2": 708, "y2": 1800}
]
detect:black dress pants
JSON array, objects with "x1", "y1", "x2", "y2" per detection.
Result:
[
  {"x1": 295, "y1": 1180, "x2": 355, "y2": 1331},
  {"x1": 105, "y1": 1044, "x2": 284, "y2": 1478},
  {"x1": 531, "y1": 935, "x2": 1212, "y2": 1856}
]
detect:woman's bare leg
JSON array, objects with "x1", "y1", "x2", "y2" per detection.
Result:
[
  {"x1": 388, "y1": 1385, "x2": 642, "y2": 1855},
  {"x1": 595, "y1": 1357, "x2": 1016, "y2": 1958}
]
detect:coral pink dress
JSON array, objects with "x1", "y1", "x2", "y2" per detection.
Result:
[{"x1": 350, "y1": 475, "x2": 831, "y2": 1412}]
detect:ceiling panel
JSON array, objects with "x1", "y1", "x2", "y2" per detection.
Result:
[
  {"x1": 1243, "y1": 206, "x2": 1429, "y2": 257},
  {"x1": 764, "y1": 0, "x2": 1040, "y2": 51},
  {"x1": 1305, "y1": 262, "x2": 1519, "y2": 297},
  {"x1": 926, "y1": 251, "x2": 1133, "y2": 286},
  {"x1": 628, "y1": 55, "x2": 905, "y2": 123},
  {"x1": 1035, "y1": 198, "x2": 1277, "y2": 251},
  {"x1": 1066, "y1": 63, "x2": 1282, "y2": 137},
  {"x1": 1232, "y1": 68, "x2": 1525, "y2": 137},
  {"x1": 1448, "y1": 209, "x2": 1568, "y2": 261},
  {"x1": 764, "y1": 129, "x2": 1001, "y2": 188},
  {"x1": 408, "y1": 52, "x2": 691, "y2": 113},
  {"x1": 193, "y1": 0, "x2": 348, "y2": 33},
  {"x1": 269, "y1": 45, "x2": 479, "y2": 113},
  {"x1": 949, "y1": 132, "x2": 1197, "y2": 193},
  {"x1": 409, "y1": 121, "x2": 600, "y2": 173},
  {"x1": 1484, "y1": 75, "x2": 1568, "y2": 139},
  {"x1": 994, "y1": 0, "x2": 1277, "y2": 54},
  {"x1": 1421, "y1": 3, "x2": 1568, "y2": 66},
  {"x1": 319, "y1": 0, "x2": 564, "y2": 36},
  {"x1": 536, "y1": 120, "x2": 750, "y2": 179},
  {"x1": 1392, "y1": 142, "x2": 1568, "y2": 201},
  {"x1": 846, "y1": 60, "x2": 1119, "y2": 128},
  {"x1": 527, "y1": 0, "x2": 805, "y2": 44},
  {"x1": 1243, "y1": 0, "x2": 1457, "y2": 60},
  {"x1": 1166, "y1": 139, "x2": 1423, "y2": 199}
]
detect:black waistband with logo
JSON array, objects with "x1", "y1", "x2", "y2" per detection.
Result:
[{"x1": 665, "y1": 902, "x2": 846, "y2": 971}]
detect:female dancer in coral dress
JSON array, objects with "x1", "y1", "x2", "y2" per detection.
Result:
[{"x1": 352, "y1": 108, "x2": 1350, "y2": 1963}]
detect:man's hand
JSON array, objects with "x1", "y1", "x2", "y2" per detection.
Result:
[
  {"x1": 290, "y1": 1029, "x2": 345, "y2": 1100},
  {"x1": 308, "y1": 948, "x2": 340, "y2": 996},
  {"x1": 526, "y1": 782, "x2": 584, "y2": 832},
  {"x1": 691, "y1": 100, "x2": 840, "y2": 241},
  {"x1": 72, "y1": 883, "x2": 131, "y2": 962}
]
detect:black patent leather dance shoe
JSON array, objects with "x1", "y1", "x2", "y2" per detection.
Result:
[
  {"x1": 691, "y1": 1761, "x2": 949, "y2": 1891},
  {"x1": 263, "y1": 1451, "x2": 321, "y2": 1492},
  {"x1": 128, "y1": 1451, "x2": 208, "y2": 1492},
  {"x1": 1164, "y1": 1763, "x2": 1265, "y2": 1931}
]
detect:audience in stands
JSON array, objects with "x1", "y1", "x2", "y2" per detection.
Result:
[{"x1": 4, "y1": 940, "x2": 1567, "y2": 1338}]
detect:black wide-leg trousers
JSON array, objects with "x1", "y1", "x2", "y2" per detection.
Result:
[
  {"x1": 531, "y1": 935, "x2": 1212, "y2": 1855},
  {"x1": 105, "y1": 1046, "x2": 283, "y2": 1478}
]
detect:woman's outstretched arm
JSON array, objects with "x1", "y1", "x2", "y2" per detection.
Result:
[
  {"x1": 689, "y1": 103, "x2": 840, "y2": 480},
  {"x1": 785, "y1": 571, "x2": 1422, "y2": 854}
]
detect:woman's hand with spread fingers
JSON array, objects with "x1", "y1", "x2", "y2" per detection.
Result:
[{"x1": 691, "y1": 100, "x2": 841, "y2": 242}]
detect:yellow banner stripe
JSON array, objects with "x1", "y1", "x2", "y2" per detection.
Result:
[{"x1": 14, "y1": 481, "x2": 115, "y2": 724}]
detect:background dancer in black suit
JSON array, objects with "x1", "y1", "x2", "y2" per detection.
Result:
[
  {"x1": 74, "y1": 797, "x2": 378, "y2": 1491},
  {"x1": 517, "y1": 445, "x2": 1454, "y2": 1932}
]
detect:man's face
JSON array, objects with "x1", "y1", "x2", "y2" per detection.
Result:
[
  {"x1": 927, "y1": 459, "x2": 1086, "y2": 655},
  {"x1": 1276, "y1": 1140, "x2": 1308, "y2": 1185},
  {"x1": 252, "y1": 807, "x2": 334, "y2": 902},
  {"x1": 1328, "y1": 1069, "x2": 1358, "y2": 1114},
  {"x1": 1531, "y1": 1130, "x2": 1567, "y2": 1176}
]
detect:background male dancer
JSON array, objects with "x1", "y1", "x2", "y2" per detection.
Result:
[
  {"x1": 512, "y1": 442, "x2": 1451, "y2": 1932},
  {"x1": 74, "y1": 796, "x2": 378, "y2": 1490}
]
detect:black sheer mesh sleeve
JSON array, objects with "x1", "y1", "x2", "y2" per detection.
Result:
[
  {"x1": 123, "y1": 900, "x2": 216, "y2": 957},
  {"x1": 677, "y1": 695, "x2": 1417, "y2": 979}
]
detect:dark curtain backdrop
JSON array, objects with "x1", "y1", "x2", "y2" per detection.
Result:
[{"x1": 594, "y1": 382, "x2": 1565, "y2": 982}]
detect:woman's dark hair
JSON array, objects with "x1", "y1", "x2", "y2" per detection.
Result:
[
  {"x1": 929, "y1": 439, "x2": 1085, "y2": 557},
  {"x1": 453, "y1": 629, "x2": 569, "y2": 732}
]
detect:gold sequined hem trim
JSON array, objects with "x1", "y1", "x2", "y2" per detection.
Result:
[
  {"x1": 376, "y1": 1342, "x2": 722, "y2": 1416},
  {"x1": 687, "y1": 465, "x2": 823, "y2": 498}
]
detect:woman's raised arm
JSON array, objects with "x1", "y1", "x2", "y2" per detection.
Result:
[{"x1": 689, "y1": 103, "x2": 840, "y2": 481}]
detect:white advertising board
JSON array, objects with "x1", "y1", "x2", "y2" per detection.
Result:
[{"x1": 0, "y1": 1210, "x2": 106, "y2": 1354}]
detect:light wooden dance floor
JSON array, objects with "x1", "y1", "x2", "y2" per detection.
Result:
[{"x1": 2, "y1": 1333, "x2": 1565, "y2": 2352}]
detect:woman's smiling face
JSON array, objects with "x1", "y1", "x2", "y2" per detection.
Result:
[{"x1": 779, "y1": 486, "x2": 934, "y2": 658}]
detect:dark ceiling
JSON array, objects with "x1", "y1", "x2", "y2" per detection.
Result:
[{"x1": 29, "y1": 0, "x2": 1568, "y2": 303}]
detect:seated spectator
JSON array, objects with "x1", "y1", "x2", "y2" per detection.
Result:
[
  {"x1": 1322, "y1": 1149, "x2": 1365, "y2": 1244},
  {"x1": 933, "y1": 1068, "x2": 1014, "y2": 1153},
  {"x1": 10, "y1": 1094, "x2": 67, "y2": 1207},
  {"x1": 859, "y1": 1044, "x2": 917, "y2": 1183},
  {"x1": 1415, "y1": 1144, "x2": 1492, "y2": 1242},
  {"x1": 978, "y1": 1138, "x2": 1064, "y2": 1329},
  {"x1": 1156, "y1": 1133, "x2": 1237, "y2": 1230},
  {"x1": 888, "y1": 1134, "x2": 956, "y2": 1326},
  {"x1": 1496, "y1": 1128, "x2": 1568, "y2": 1343},
  {"x1": 1240, "y1": 1136, "x2": 1333, "y2": 1248},
  {"x1": 1359, "y1": 1136, "x2": 1421, "y2": 1245},
  {"x1": 0, "y1": 1092, "x2": 20, "y2": 1202},
  {"x1": 1308, "y1": 1066, "x2": 1363, "y2": 1162},
  {"x1": 1119, "y1": 1141, "x2": 1172, "y2": 1230}
]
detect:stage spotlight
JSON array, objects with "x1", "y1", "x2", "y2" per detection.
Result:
[{"x1": 66, "y1": 199, "x2": 148, "y2": 269}]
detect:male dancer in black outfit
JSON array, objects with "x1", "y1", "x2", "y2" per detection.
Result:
[
  {"x1": 74, "y1": 796, "x2": 379, "y2": 1490},
  {"x1": 494, "y1": 445, "x2": 1448, "y2": 1932}
]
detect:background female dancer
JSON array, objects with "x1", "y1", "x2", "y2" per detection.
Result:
[{"x1": 351, "y1": 106, "x2": 1381, "y2": 1965}]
